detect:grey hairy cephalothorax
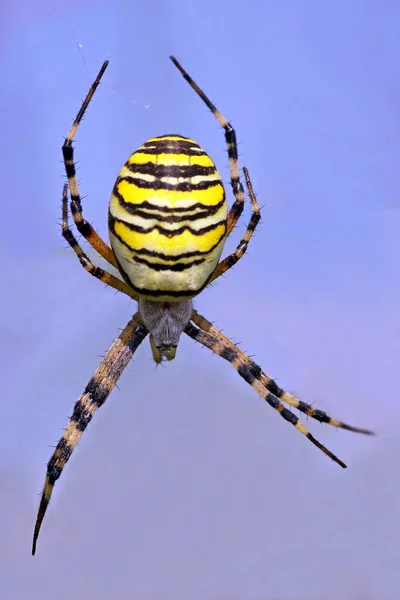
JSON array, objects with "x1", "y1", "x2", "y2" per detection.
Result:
[{"x1": 138, "y1": 298, "x2": 193, "y2": 361}]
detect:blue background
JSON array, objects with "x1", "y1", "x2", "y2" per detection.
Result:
[{"x1": 1, "y1": 1, "x2": 399, "y2": 598}]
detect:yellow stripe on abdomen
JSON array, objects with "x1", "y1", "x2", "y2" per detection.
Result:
[
  {"x1": 109, "y1": 135, "x2": 228, "y2": 301},
  {"x1": 113, "y1": 176, "x2": 225, "y2": 208}
]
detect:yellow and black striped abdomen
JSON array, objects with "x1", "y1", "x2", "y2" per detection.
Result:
[{"x1": 109, "y1": 135, "x2": 227, "y2": 301}]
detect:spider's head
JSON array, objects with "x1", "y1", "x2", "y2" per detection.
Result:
[{"x1": 138, "y1": 298, "x2": 193, "y2": 364}]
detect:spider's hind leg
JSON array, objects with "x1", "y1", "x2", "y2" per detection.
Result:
[
  {"x1": 61, "y1": 184, "x2": 138, "y2": 300},
  {"x1": 211, "y1": 167, "x2": 261, "y2": 282},
  {"x1": 62, "y1": 60, "x2": 118, "y2": 269},
  {"x1": 170, "y1": 58, "x2": 262, "y2": 282},
  {"x1": 170, "y1": 57, "x2": 246, "y2": 236}
]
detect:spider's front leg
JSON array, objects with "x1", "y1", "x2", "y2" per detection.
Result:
[
  {"x1": 32, "y1": 314, "x2": 148, "y2": 555},
  {"x1": 186, "y1": 310, "x2": 374, "y2": 468}
]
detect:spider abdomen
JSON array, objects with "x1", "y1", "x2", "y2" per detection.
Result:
[{"x1": 109, "y1": 135, "x2": 227, "y2": 301}]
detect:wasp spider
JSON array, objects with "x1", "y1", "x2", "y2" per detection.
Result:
[{"x1": 32, "y1": 58, "x2": 373, "y2": 555}]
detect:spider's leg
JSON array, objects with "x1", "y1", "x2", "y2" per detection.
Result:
[
  {"x1": 62, "y1": 60, "x2": 118, "y2": 269},
  {"x1": 170, "y1": 56, "x2": 245, "y2": 236},
  {"x1": 191, "y1": 310, "x2": 374, "y2": 435},
  {"x1": 32, "y1": 314, "x2": 148, "y2": 555},
  {"x1": 211, "y1": 167, "x2": 261, "y2": 282},
  {"x1": 61, "y1": 184, "x2": 138, "y2": 300},
  {"x1": 185, "y1": 319, "x2": 372, "y2": 468},
  {"x1": 185, "y1": 321, "x2": 346, "y2": 467}
]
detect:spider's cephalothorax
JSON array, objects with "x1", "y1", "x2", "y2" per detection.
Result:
[
  {"x1": 32, "y1": 57, "x2": 374, "y2": 556},
  {"x1": 139, "y1": 298, "x2": 193, "y2": 361}
]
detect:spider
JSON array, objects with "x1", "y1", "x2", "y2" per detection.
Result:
[{"x1": 32, "y1": 57, "x2": 373, "y2": 555}]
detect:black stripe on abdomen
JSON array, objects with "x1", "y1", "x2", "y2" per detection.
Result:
[
  {"x1": 124, "y1": 162, "x2": 217, "y2": 178},
  {"x1": 118, "y1": 175, "x2": 221, "y2": 192}
]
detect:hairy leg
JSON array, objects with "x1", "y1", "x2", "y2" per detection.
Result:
[{"x1": 32, "y1": 314, "x2": 148, "y2": 555}]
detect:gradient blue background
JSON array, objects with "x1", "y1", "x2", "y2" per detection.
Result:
[{"x1": 1, "y1": 1, "x2": 399, "y2": 598}]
